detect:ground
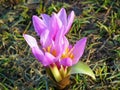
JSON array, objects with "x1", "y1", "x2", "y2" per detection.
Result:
[{"x1": 0, "y1": 0, "x2": 120, "y2": 90}]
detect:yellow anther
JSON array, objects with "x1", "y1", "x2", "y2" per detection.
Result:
[
  {"x1": 61, "y1": 47, "x2": 74, "y2": 60},
  {"x1": 47, "y1": 46, "x2": 51, "y2": 52},
  {"x1": 69, "y1": 53, "x2": 74, "y2": 59},
  {"x1": 66, "y1": 48, "x2": 69, "y2": 53}
]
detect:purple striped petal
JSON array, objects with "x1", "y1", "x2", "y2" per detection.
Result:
[
  {"x1": 41, "y1": 14, "x2": 51, "y2": 27},
  {"x1": 60, "y1": 58, "x2": 72, "y2": 66},
  {"x1": 23, "y1": 34, "x2": 44, "y2": 63},
  {"x1": 49, "y1": 13, "x2": 62, "y2": 40},
  {"x1": 54, "y1": 26, "x2": 64, "y2": 57},
  {"x1": 40, "y1": 29, "x2": 51, "y2": 48},
  {"x1": 23, "y1": 34, "x2": 38, "y2": 48},
  {"x1": 62, "y1": 36, "x2": 69, "y2": 51},
  {"x1": 65, "y1": 11, "x2": 75, "y2": 34},
  {"x1": 57, "y1": 8, "x2": 67, "y2": 27},
  {"x1": 32, "y1": 47, "x2": 44, "y2": 63},
  {"x1": 43, "y1": 52, "x2": 55, "y2": 66},
  {"x1": 32, "y1": 15, "x2": 47, "y2": 35},
  {"x1": 72, "y1": 37, "x2": 87, "y2": 65}
]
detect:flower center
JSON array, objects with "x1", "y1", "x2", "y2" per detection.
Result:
[
  {"x1": 43, "y1": 46, "x2": 74, "y2": 59},
  {"x1": 43, "y1": 45, "x2": 57, "y2": 56},
  {"x1": 61, "y1": 48, "x2": 74, "y2": 59}
]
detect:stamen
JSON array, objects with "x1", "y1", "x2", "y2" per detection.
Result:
[
  {"x1": 61, "y1": 47, "x2": 74, "y2": 59},
  {"x1": 69, "y1": 53, "x2": 74, "y2": 59},
  {"x1": 47, "y1": 46, "x2": 51, "y2": 52},
  {"x1": 52, "y1": 49, "x2": 57, "y2": 56}
]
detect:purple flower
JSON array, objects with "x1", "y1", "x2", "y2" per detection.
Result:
[
  {"x1": 32, "y1": 8, "x2": 74, "y2": 49},
  {"x1": 23, "y1": 34, "x2": 87, "y2": 67},
  {"x1": 33, "y1": 8, "x2": 75, "y2": 37},
  {"x1": 23, "y1": 8, "x2": 87, "y2": 82}
]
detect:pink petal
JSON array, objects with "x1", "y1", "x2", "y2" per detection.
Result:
[
  {"x1": 42, "y1": 52, "x2": 55, "y2": 66},
  {"x1": 32, "y1": 47, "x2": 44, "y2": 63},
  {"x1": 63, "y1": 36, "x2": 69, "y2": 50},
  {"x1": 65, "y1": 11, "x2": 75, "y2": 34},
  {"x1": 60, "y1": 58, "x2": 72, "y2": 66},
  {"x1": 72, "y1": 37, "x2": 87, "y2": 65},
  {"x1": 41, "y1": 14, "x2": 51, "y2": 26},
  {"x1": 49, "y1": 13, "x2": 62, "y2": 39},
  {"x1": 23, "y1": 34, "x2": 38, "y2": 48},
  {"x1": 61, "y1": 36, "x2": 69, "y2": 54},
  {"x1": 57, "y1": 8, "x2": 67, "y2": 27},
  {"x1": 54, "y1": 26, "x2": 64, "y2": 57},
  {"x1": 32, "y1": 15, "x2": 47, "y2": 35},
  {"x1": 23, "y1": 34, "x2": 44, "y2": 63},
  {"x1": 40, "y1": 29, "x2": 51, "y2": 48}
]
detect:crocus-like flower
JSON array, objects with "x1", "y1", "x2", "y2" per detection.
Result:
[{"x1": 23, "y1": 8, "x2": 87, "y2": 84}]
